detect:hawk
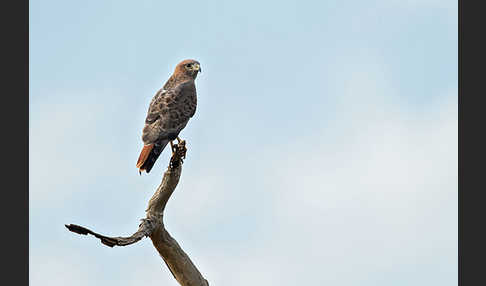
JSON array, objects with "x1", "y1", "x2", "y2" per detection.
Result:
[{"x1": 136, "y1": 59, "x2": 201, "y2": 173}]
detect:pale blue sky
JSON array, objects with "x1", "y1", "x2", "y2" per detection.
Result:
[{"x1": 30, "y1": 1, "x2": 457, "y2": 285}]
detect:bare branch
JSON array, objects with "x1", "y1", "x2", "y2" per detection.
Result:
[
  {"x1": 152, "y1": 227, "x2": 209, "y2": 286},
  {"x1": 64, "y1": 219, "x2": 152, "y2": 247},
  {"x1": 65, "y1": 140, "x2": 209, "y2": 286}
]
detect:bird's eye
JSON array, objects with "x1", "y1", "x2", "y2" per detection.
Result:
[{"x1": 186, "y1": 64, "x2": 192, "y2": 68}]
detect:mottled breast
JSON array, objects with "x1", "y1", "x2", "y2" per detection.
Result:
[{"x1": 142, "y1": 81, "x2": 197, "y2": 144}]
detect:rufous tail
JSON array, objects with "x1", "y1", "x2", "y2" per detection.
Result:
[{"x1": 136, "y1": 140, "x2": 169, "y2": 174}]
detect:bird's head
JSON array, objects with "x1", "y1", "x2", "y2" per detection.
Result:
[{"x1": 174, "y1": 59, "x2": 201, "y2": 79}]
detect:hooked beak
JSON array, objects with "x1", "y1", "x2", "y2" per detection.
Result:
[{"x1": 193, "y1": 63, "x2": 201, "y2": 73}]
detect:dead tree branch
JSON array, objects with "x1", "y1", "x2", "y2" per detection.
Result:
[{"x1": 65, "y1": 141, "x2": 209, "y2": 286}]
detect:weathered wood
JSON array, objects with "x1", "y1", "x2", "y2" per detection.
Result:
[{"x1": 65, "y1": 141, "x2": 209, "y2": 286}]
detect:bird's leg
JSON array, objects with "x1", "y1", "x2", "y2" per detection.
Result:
[
  {"x1": 175, "y1": 137, "x2": 187, "y2": 159},
  {"x1": 170, "y1": 140, "x2": 175, "y2": 154}
]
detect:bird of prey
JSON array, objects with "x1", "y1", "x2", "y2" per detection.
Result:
[{"x1": 136, "y1": 59, "x2": 201, "y2": 174}]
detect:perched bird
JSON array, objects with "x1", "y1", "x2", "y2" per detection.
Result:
[{"x1": 136, "y1": 59, "x2": 201, "y2": 174}]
